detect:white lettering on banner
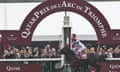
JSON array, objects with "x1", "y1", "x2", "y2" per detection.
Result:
[
  {"x1": 34, "y1": 11, "x2": 40, "y2": 18},
  {"x1": 50, "y1": 5, "x2": 57, "y2": 9},
  {"x1": 21, "y1": 16, "x2": 38, "y2": 38},
  {"x1": 21, "y1": 0, "x2": 107, "y2": 38},
  {"x1": 6, "y1": 66, "x2": 20, "y2": 71},
  {"x1": 112, "y1": 36, "x2": 120, "y2": 40},
  {"x1": 109, "y1": 64, "x2": 120, "y2": 72},
  {"x1": 109, "y1": 64, "x2": 120, "y2": 70},
  {"x1": 84, "y1": 6, "x2": 107, "y2": 38}
]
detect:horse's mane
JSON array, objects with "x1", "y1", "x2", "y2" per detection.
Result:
[{"x1": 60, "y1": 47, "x2": 78, "y2": 62}]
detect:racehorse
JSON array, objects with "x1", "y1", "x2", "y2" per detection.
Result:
[{"x1": 60, "y1": 47, "x2": 101, "y2": 72}]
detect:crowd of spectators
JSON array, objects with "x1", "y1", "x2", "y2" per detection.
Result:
[
  {"x1": 3, "y1": 43, "x2": 59, "y2": 60},
  {"x1": 2, "y1": 43, "x2": 120, "y2": 60},
  {"x1": 3, "y1": 45, "x2": 40, "y2": 59},
  {"x1": 2, "y1": 42, "x2": 120, "y2": 72},
  {"x1": 97, "y1": 45, "x2": 120, "y2": 58},
  {"x1": 2, "y1": 43, "x2": 60, "y2": 72},
  {"x1": 75, "y1": 45, "x2": 120, "y2": 63}
]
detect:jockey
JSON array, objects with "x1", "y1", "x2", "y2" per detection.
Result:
[{"x1": 71, "y1": 34, "x2": 86, "y2": 59}]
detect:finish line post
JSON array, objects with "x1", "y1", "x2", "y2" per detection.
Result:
[{"x1": 63, "y1": 12, "x2": 72, "y2": 48}]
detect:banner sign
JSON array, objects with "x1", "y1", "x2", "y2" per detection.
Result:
[
  {"x1": 90, "y1": 62, "x2": 120, "y2": 72},
  {"x1": 0, "y1": 0, "x2": 120, "y2": 72},
  {"x1": 0, "y1": 0, "x2": 120, "y2": 45},
  {"x1": 0, "y1": 64, "x2": 41, "y2": 72}
]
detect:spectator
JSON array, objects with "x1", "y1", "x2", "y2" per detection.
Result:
[
  {"x1": 41, "y1": 48, "x2": 48, "y2": 58},
  {"x1": 105, "y1": 48, "x2": 113, "y2": 58},
  {"x1": 27, "y1": 48, "x2": 33, "y2": 58},
  {"x1": 51, "y1": 48, "x2": 57, "y2": 58},
  {"x1": 19, "y1": 49, "x2": 25, "y2": 58},
  {"x1": 88, "y1": 47, "x2": 101, "y2": 72},
  {"x1": 80, "y1": 49, "x2": 89, "y2": 72},
  {"x1": 113, "y1": 46, "x2": 120, "y2": 58},
  {"x1": 97, "y1": 47, "x2": 106, "y2": 62},
  {"x1": 45, "y1": 43, "x2": 51, "y2": 51},
  {"x1": 32, "y1": 47, "x2": 39, "y2": 58},
  {"x1": 3, "y1": 50, "x2": 10, "y2": 59},
  {"x1": 15, "y1": 48, "x2": 21, "y2": 59},
  {"x1": 9, "y1": 49, "x2": 16, "y2": 58}
]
